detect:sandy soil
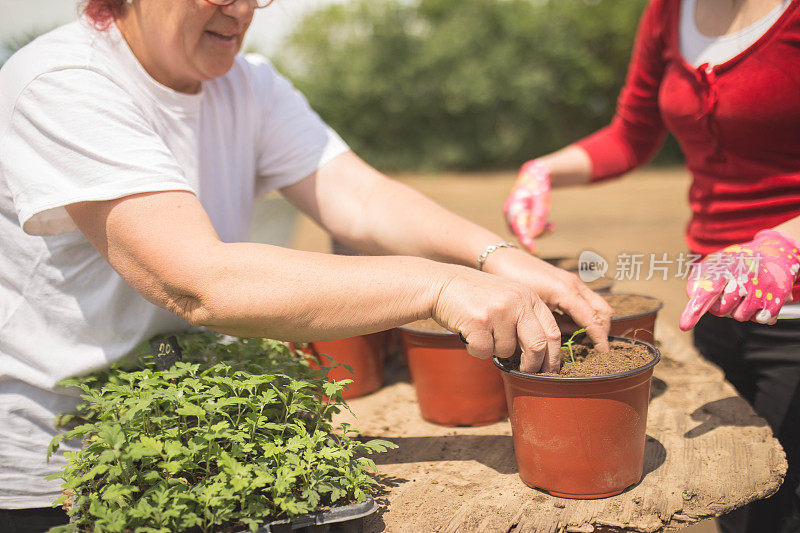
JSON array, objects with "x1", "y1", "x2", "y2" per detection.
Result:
[{"x1": 285, "y1": 166, "x2": 724, "y2": 532}]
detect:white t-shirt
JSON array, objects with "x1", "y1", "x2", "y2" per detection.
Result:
[{"x1": 0, "y1": 20, "x2": 348, "y2": 508}]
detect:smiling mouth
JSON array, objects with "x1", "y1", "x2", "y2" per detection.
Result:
[{"x1": 205, "y1": 31, "x2": 238, "y2": 43}]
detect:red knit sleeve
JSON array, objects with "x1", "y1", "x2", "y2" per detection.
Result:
[{"x1": 575, "y1": 0, "x2": 671, "y2": 182}]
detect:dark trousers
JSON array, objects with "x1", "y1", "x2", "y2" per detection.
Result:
[
  {"x1": 0, "y1": 507, "x2": 68, "y2": 533},
  {"x1": 694, "y1": 314, "x2": 800, "y2": 533}
]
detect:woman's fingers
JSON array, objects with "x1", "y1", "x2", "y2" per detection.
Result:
[
  {"x1": 462, "y1": 328, "x2": 494, "y2": 360},
  {"x1": 709, "y1": 278, "x2": 745, "y2": 317},
  {"x1": 678, "y1": 276, "x2": 726, "y2": 331},
  {"x1": 433, "y1": 267, "x2": 560, "y2": 372},
  {"x1": 503, "y1": 160, "x2": 553, "y2": 246},
  {"x1": 554, "y1": 280, "x2": 612, "y2": 352},
  {"x1": 730, "y1": 300, "x2": 758, "y2": 322},
  {"x1": 530, "y1": 296, "x2": 562, "y2": 372},
  {"x1": 516, "y1": 315, "x2": 549, "y2": 374},
  {"x1": 572, "y1": 283, "x2": 613, "y2": 351},
  {"x1": 505, "y1": 199, "x2": 538, "y2": 253},
  {"x1": 729, "y1": 288, "x2": 785, "y2": 324},
  {"x1": 492, "y1": 315, "x2": 520, "y2": 360}
]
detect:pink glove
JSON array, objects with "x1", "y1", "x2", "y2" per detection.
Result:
[
  {"x1": 679, "y1": 229, "x2": 800, "y2": 330},
  {"x1": 503, "y1": 160, "x2": 553, "y2": 253}
]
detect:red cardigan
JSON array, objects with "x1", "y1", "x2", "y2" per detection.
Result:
[{"x1": 575, "y1": 0, "x2": 800, "y2": 298}]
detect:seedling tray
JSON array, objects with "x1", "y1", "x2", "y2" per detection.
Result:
[{"x1": 248, "y1": 498, "x2": 377, "y2": 533}]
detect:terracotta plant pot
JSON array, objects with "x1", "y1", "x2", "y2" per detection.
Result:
[
  {"x1": 293, "y1": 333, "x2": 387, "y2": 400},
  {"x1": 555, "y1": 293, "x2": 663, "y2": 344},
  {"x1": 398, "y1": 323, "x2": 507, "y2": 426},
  {"x1": 494, "y1": 336, "x2": 660, "y2": 499}
]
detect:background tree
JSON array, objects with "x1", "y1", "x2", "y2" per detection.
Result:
[{"x1": 278, "y1": 0, "x2": 680, "y2": 171}]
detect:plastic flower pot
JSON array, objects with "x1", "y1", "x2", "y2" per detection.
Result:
[
  {"x1": 293, "y1": 332, "x2": 387, "y2": 400},
  {"x1": 494, "y1": 336, "x2": 660, "y2": 499},
  {"x1": 242, "y1": 497, "x2": 377, "y2": 533},
  {"x1": 81, "y1": 496, "x2": 378, "y2": 533},
  {"x1": 555, "y1": 293, "x2": 663, "y2": 344},
  {"x1": 397, "y1": 323, "x2": 507, "y2": 426}
]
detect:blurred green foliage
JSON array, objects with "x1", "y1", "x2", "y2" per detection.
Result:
[{"x1": 278, "y1": 0, "x2": 682, "y2": 171}]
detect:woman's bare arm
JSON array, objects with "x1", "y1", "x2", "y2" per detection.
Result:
[
  {"x1": 281, "y1": 151, "x2": 612, "y2": 350},
  {"x1": 65, "y1": 188, "x2": 566, "y2": 371}
]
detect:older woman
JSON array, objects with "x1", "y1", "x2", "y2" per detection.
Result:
[{"x1": 0, "y1": 0, "x2": 611, "y2": 526}]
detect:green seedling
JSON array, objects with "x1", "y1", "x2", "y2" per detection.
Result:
[
  {"x1": 46, "y1": 332, "x2": 396, "y2": 533},
  {"x1": 560, "y1": 328, "x2": 587, "y2": 363}
]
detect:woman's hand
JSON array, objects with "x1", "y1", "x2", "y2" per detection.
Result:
[
  {"x1": 432, "y1": 265, "x2": 562, "y2": 374},
  {"x1": 479, "y1": 247, "x2": 613, "y2": 353},
  {"x1": 679, "y1": 229, "x2": 800, "y2": 330},
  {"x1": 503, "y1": 160, "x2": 553, "y2": 253}
]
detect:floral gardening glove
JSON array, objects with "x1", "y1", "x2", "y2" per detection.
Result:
[
  {"x1": 679, "y1": 229, "x2": 800, "y2": 330},
  {"x1": 503, "y1": 160, "x2": 554, "y2": 253}
]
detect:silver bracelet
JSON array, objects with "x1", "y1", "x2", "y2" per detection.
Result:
[{"x1": 477, "y1": 242, "x2": 517, "y2": 271}]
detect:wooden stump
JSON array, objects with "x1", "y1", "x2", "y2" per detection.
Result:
[{"x1": 333, "y1": 321, "x2": 787, "y2": 532}]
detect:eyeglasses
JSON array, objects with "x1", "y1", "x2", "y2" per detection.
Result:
[{"x1": 204, "y1": 0, "x2": 275, "y2": 8}]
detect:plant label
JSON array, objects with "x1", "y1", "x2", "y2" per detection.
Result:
[{"x1": 150, "y1": 336, "x2": 183, "y2": 370}]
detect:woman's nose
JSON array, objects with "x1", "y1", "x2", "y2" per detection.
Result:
[{"x1": 219, "y1": 0, "x2": 256, "y2": 20}]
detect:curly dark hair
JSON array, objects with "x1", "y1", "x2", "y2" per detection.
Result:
[{"x1": 82, "y1": 0, "x2": 128, "y2": 29}]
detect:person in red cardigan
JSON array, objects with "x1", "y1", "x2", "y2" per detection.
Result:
[{"x1": 505, "y1": 0, "x2": 800, "y2": 531}]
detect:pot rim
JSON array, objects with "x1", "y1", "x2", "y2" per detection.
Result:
[
  {"x1": 603, "y1": 293, "x2": 664, "y2": 322},
  {"x1": 493, "y1": 335, "x2": 660, "y2": 382}
]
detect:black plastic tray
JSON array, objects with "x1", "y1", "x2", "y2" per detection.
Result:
[{"x1": 249, "y1": 498, "x2": 377, "y2": 533}]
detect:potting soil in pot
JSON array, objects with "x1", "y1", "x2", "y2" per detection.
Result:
[
  {"x1": 548, "y1": 340, "x2": 653, "y2": 377},
  {"x1": 585, "y1": 277, "x2": 614, "y2": 291},
  {"x1": 603, "y1": 293, "x2": 662, "y2": 317}
]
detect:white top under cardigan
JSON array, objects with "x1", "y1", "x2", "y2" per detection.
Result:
[{"x1": 680, "y1": 0, "x2": 791, "y2": 67}]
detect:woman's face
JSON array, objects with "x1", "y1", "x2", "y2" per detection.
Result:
[{"x1": 119, "y1": 0, "x2": 255, "y2": 93}]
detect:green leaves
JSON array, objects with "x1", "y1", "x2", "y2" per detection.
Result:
[
  {"x1": 175, "y1": 403, "x2": 206, "y2": 419},
  {"x1": 278, "y1": 0, "x2": 653, "y2": 171},
  {"x1": 48, "y1": 332, "x2": 395, "y2": 532},
  {"x1": 128, "y1": 436, "x2": 163, "y2": 460}
]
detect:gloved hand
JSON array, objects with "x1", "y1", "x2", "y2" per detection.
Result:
[
  {"x1": 679, "y1": 229, "x2": 800, "y2": 330},
  {"x1": 503, "y1": 159, "x2": 553, "y2": 253}
]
